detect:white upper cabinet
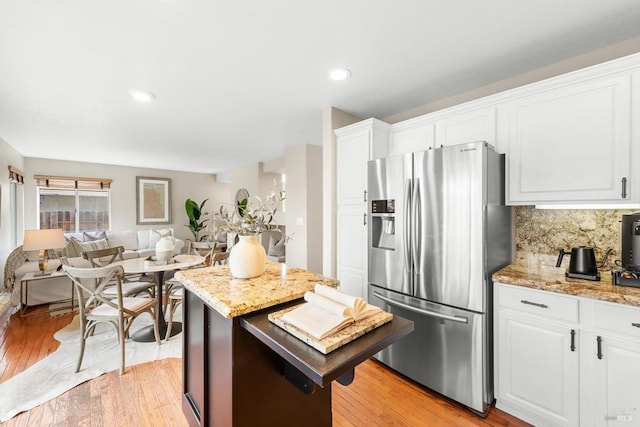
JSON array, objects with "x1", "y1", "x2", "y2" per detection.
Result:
[
  {"x1": 388, "y1": 118, "x2": 435, "y2": 155},
  {"x1": 336, "y1": 118, "x2": 390, "y2": 205},
  {"x1": 502, "y1": 70, "x2": 635, "y2": 205},
  {"x1": 435, "y1": 107, "x2": 497, "y2": 149}
]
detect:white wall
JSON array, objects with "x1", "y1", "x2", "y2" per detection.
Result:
[
  {"x1": 285, "y1": 144, "x2": 323, "y2": 272},
  {"x1": 23, "y1": 157, "x2": 230, "y2": 242},
  {"x1": 0, "y1": 138, "x2": 25, "y2": 284}
]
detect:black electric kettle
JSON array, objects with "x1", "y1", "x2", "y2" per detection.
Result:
[{"x1": 556, "y1": 246, "x2": 600, "y2": 281}]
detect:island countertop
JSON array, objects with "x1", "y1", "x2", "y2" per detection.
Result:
[
  {"x1": 493, "y1": 263, "x2": 640, "y2": 308},
  {"x1": 175, "y1": 260, "x2": 339, "y2": 318}
]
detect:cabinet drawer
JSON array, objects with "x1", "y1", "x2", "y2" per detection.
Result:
[
  {"x1": 593, "y1": 301, "x2": 640, "y2": 339},
  {"x1": 497, "y1": 284, "x2": 579, "y2": 323}
]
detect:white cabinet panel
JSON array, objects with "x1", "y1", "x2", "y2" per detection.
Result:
[
  {"x1": 336, "y1": 129, "x2": 370, "y2": 205},
  {"x1": 497, "y1": 309, "x2": 579, "y2": 426},
  {"x1": 435, "y1": 107, "x2": 496, "y2": 148},
  {"x1": 504, "y1": 73, "x2": 632, "y2": 204},
  {"x1": 336, "y1": 207, "x2": 367, "y2": 299},
  {"x1": 389, "y1": 121, "x2": 434, "y2": 155}
]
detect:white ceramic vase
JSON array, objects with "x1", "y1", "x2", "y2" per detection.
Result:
[
  {"x1": 155, "y1": 237, "x2": 174, "y2": 264},
  {"x1": 229, "y1": 234, "x2": 266, "y2": 279}
]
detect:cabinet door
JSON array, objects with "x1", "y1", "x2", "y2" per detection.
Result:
[
  {"x1": 588, "y1": 334, "x2": 640, "y2": 426},
  {"x1": 336, "y1": 130, "x2": 370, "y2": 205},
  {"x1": 435, "y1": 107, "x2": 496, "y2": 148},
  {"x1": 504, "y1": 73, "x2": 631, "y2": 204},
  {"x1": 497, "y1": 310, "x2": 579, "y2": 426},
  {"x1": 389, "y1": 122, "x2": 435, "y2": 155},
  {"x1": 336, "y1": 206, "x2": 367, "y2": 299}
]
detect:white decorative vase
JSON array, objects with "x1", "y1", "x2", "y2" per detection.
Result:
[
  {"x1": 229, "y1": 235, "x2": 266, "y2": 279},
  {"x1": 155, "y1": 237, "x2": 174, "y2": 264}
]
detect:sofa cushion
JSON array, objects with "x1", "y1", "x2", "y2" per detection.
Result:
[
  {"x1": 106, "y1": 230, "x2": 138, "y2": 251},
  {"x1": 137, "y1": 230, "x2": 150, "y2": 251}
]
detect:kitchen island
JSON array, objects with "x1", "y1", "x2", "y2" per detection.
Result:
[{"x1": 175, "y1": 260, "x2": 413, "y2": 427}]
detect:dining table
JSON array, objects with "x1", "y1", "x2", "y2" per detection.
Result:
[{"x1": 112, "y1": 254, "x2": 204, "y2": 342}]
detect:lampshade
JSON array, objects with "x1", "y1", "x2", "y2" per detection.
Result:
[{"x1": 23, "y1": 229, "x2": 66, "y2": 251}]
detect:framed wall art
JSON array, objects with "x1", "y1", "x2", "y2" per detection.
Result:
[{"x1": 136, "y1": 177, "x2": 171, "y2": 225}]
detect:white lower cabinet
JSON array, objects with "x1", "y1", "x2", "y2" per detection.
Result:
[
  {"x1": 495, "y1": 284, "x2": 579, "y2": 426},
  {"x1": 495, "y1": 283, "x2": 640, "y2": 427},
  {"x1": 336, "y1": 206, "x2": 368, "y2": 299},
  {"x1": 580, "y1": 300, "x2": 640, "y2": 427}
]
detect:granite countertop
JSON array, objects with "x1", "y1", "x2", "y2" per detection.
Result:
[
  {"x1": 175, "y1": 260, "x2": 339, "y2": 318},
  {"x1": 493, "y1": 263, "x2": 640, "y2": 308}
]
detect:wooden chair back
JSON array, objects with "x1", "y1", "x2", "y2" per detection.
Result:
[
  {"x1": 212, "y1": 251, "x2": 230, "y2": 265},
  {"x1": 82, "y1": 246, "x2": 126, "y2": 267},
  {"x1": 61, "y1": 264, "x2": 137, "y2": 316}
]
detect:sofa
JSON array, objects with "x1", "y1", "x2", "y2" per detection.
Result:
[{"x1": 4, "y1": 228, "x2": 185, "y2": 308}]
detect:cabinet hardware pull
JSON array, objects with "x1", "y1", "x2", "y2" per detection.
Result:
[
  {"x1": 520, "y1": 300, "x2": 548, "y2": 309},
  {"x1": 621, "y1": 177, "x2": 627, "y2": 199},
  {"x1": 597, "y1": 336, "x2": 603, "y2": 360},
  {"x1": 363, "y1": 213, "x2": 367, "y2": 226},
  {"x1": 632, "y1": 323, "x2": 640, "y2": 328},
  {"x1": 570, "y1": 329, "x2": 576, "y2": 352},
  {"x1": 364, "y1": 190, "x2": 367, "y2": 202},
  {"x1": 373, "y1": 291, "x2": 469, "y2": 324}
]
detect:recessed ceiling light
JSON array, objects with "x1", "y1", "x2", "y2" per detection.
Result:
[
  {"x1": 129, "y1": 89, "x2": 156, "y2": 102},
  {"x1": 329, "y1": 68, "x2": 351, "y2": 81}
]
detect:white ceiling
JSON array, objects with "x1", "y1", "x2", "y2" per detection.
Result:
[{"x1": 1, "y1": 1, "x2": 639, "y2": 174}]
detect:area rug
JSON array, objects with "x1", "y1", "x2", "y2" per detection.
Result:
[{"x1": 0, "y1": 306, "x2": 182, "y2": 422}]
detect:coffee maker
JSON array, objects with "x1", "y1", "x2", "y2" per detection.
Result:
[
  {"x1": 621, "y1": 213, "x2": 640, "y2": 271},
  {"x1": 613, "y1": 213, "x2": 640, "y2": 288}
]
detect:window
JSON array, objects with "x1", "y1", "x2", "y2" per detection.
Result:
[{"x1": 35, "y1": 176, "x2": 112, "y2": 233}]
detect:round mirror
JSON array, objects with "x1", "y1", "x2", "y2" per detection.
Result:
[{"x1": 234, "y1": 188, "x2": 249, "y2": 217}]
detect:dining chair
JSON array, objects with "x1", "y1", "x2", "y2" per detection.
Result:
[
  {"x1": 163, "y1": 250, "x2": 227, "y2": 341},
  {"x1": 61, "y1": 263, "x2": 160, "y2": 375},
  {"x1": 82, "y1": 246, "x2": 156, "y2": 298}
]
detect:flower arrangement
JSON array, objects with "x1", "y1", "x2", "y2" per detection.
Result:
[{"x1": 214, "y1": 187, "x2": 286, "y2": 237}]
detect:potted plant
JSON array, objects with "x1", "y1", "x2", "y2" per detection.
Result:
[
  {"x1": 185, "y1": 198, "x2": 209, "y2": 242},
  {"x1": 215, "y1": 187, "x2": 285, "y2": 278}
]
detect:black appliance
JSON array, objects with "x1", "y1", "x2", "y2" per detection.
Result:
[{"x1": 613, "y1": 213, "x2": 640, "y2": 288}]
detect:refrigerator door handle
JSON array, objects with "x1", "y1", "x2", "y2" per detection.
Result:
[
  {"x1": 412, "y1": 178, "x2": 421, "y2": 272},
  {"x1": 373, "y1": 291, "x2": 469, "y2": 324},
  {"x1": 404, "y1": 179, "x2": 412, "y2": 273}
]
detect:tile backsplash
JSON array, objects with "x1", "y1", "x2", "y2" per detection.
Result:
[{"x1": 514, "y1": 206, "x2": 638, "y2": 269}]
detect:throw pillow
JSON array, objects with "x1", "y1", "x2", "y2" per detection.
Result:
[
  {"x1": 61, "y1": 239, "x2": 80, "y2": 258},
  {"x1": 268, "y1": 235, "x2": 286, "y2": 257},
  {"x1": 149, "y1": 228, "x2": 173, "y2": 249},
  {"x1": 83, "y1": 230, "x2": 107, "y2": 241},
  {"x1": 77, "y1": 238, "x2": 110, "y2": 254}
]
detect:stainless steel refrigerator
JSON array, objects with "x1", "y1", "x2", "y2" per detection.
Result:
[{"x1": 367, "y1": 141, "x2": 511, "y2": 416}]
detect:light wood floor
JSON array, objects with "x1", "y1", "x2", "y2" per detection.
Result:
[{"x1": 1, "y1": 306, "x2": 530, "y2": 427}]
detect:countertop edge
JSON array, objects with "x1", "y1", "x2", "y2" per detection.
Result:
[{"x1": 493, "y1": 264, "x2": 640, "y2": 308}]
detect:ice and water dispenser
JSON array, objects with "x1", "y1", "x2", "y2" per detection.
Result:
[{"x1": 371, "y1": 199, "x2": 396, "y2": 250}]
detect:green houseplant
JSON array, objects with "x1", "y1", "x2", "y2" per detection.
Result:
[{"x1": 185, "y1": 198, "x2": 209, "y2": 241}]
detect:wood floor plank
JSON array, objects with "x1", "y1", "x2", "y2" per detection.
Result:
[{"x1": 1, "y1": 306, "x2": 531, "y2": 427}]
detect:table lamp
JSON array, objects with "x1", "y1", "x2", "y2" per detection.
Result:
[{"x1": 22, "y1": 229, "x2": 66, "y2": 276}]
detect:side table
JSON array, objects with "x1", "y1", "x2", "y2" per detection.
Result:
[{"x1": 19, "y1": 271, "x2": 75, "y2": 317}]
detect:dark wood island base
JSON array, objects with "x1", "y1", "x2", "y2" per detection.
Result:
[{"x1": 182, "y1": 290, "x2": 413, "y2": 427}]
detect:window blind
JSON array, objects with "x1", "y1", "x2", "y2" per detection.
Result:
[
  {"x1": 34, "y1": 175, "x2": 112, "y2": 190},
  {"x1": 8, "y1": 166, "x2": 24, "y2": 184}
]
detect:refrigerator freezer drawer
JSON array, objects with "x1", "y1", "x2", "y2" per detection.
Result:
[{"x1": 368, "y1": 285, "x2": 492, "y2": 415}]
